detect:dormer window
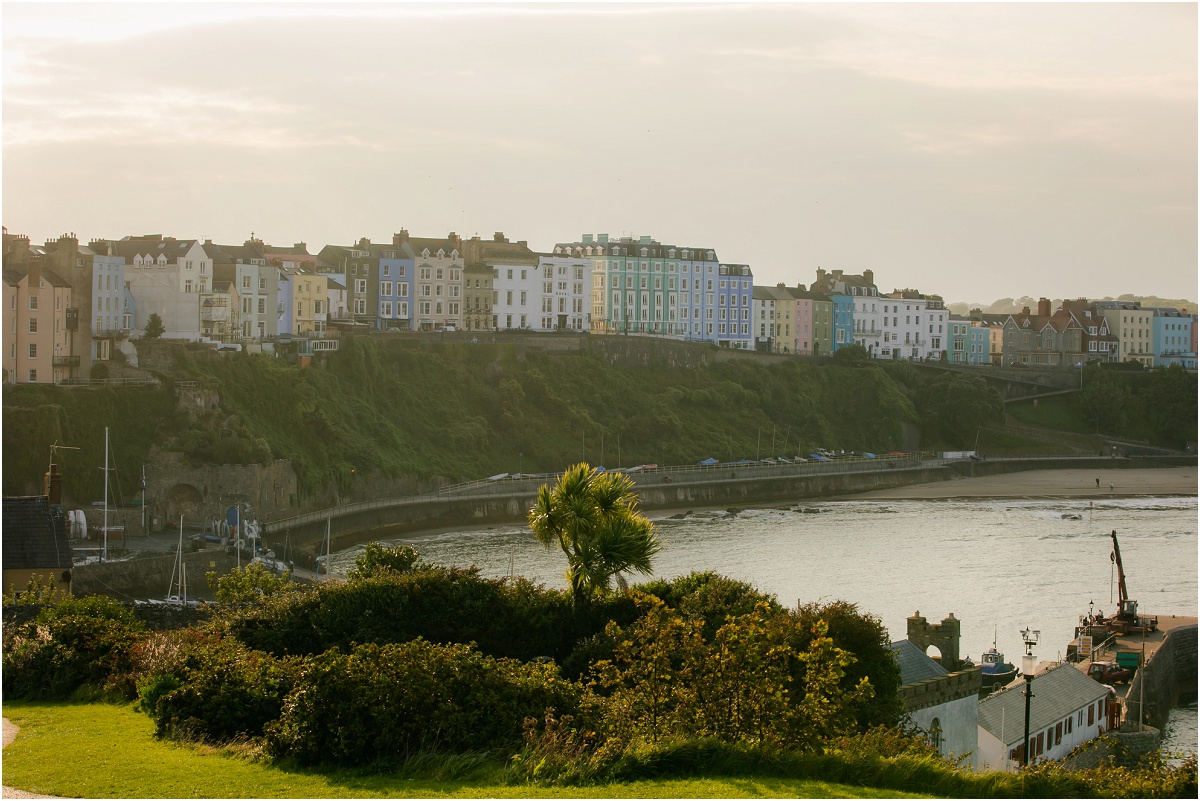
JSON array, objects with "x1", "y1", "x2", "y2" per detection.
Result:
[
  {"x1": 668, "y1": 249, "x2": 676, "y2": 258},
  {"x1": 640, "y1": 247, "x2": 648, "y2": 257}
]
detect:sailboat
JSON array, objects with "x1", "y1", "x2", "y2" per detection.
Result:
[
  {"x1": 314, "y1": 517, "x2": 332, "y2": 581},
  {"x1": 163, "y1": 516, "x2": 191, "y2": 605}
]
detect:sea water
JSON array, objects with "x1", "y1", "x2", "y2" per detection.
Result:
[{"x1": 325, "y1": 495, "x2": 1198, "y2": 755}]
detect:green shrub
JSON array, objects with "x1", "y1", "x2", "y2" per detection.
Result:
[
  {"x1": 346, "y1": 542, "x2": 423, "y2": 579},
  {"x1": 139, "y1": 632, "x2": 299, "y2": 743},
  {"x1": 1, "y1": 595, "x2": 144, "y2": 700},
  {"x1": 264, "y1": 639, "x2": 585, "y2": 766}
]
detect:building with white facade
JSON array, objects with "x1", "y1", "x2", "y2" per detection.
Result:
[
  {"x1": 108, "y1": 235, "x2": 211, "y2": 340},
  {"x1": 1096, "y1": 301, "x2": 1155, "y2": 367},
  {"x1": 977, "y1": 662, "x2": 1113, "y2": 772},
  {"x1": 879, "y1": 290, "x2": 948, "y2": 360}
]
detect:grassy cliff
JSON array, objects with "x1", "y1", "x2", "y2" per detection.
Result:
[{"x1": 5, "y1": 337, "x2": 1192, "y2": 503}]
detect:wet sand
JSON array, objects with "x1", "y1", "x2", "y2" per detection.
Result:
[{"x1": 838, "y1": 467, "x2": 1197, "y2": 500}]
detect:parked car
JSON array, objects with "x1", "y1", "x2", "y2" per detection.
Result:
[{"x1": 1088, "y1": 661, "x2": 1132, "y2": 684}]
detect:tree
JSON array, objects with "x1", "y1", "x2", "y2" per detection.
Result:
[
  {"x1": 529, "y1": 463, "x2": 661, "y2": 604},
  {"x1": 1079, "y1": 368, "x2": 1131, "y2": 433},
  {"x1": 143, "y1": 313, "x2": 165, "y2": 339},
  {"x1": 831, "y1": 344, "x2": 869, "y2": 365},
  {"x1": 919, "y1": 374, "x2": 1003, "y2": 445},
  {"x1": 205, "y1": 562, "x2": 295, "y2": 604},
  {"x1": 347, "y1": 542, "x2": 422, "y2": 579}
]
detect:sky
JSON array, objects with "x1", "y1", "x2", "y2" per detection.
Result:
[{"x1": 2, "y1": 1, "x2": 1196, "y2": 304}]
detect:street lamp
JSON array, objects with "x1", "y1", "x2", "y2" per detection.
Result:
[{"x1": 1020, "y1": 627, "x2": 1040, "y2": 767}]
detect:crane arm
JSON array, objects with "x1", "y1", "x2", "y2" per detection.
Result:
[{"x1": 1110, "y1": 530, "x2": 1130, "y2": 610}]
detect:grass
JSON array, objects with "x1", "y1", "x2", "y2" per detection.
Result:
[{"x1": 1, "y1": 701, "x2": 929, "y2": 798}]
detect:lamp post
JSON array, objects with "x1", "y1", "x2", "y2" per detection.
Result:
[{"x1": 1020, "y1": 627, "x2": 1040, "y2": 767}]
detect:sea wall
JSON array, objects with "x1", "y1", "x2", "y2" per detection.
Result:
[
  {"x1": 72, "y1": 550, "x2": 239, "y2": 601},
  {"x1": 1124, "y1": 623, "x2": 1198, "y2": 730},
  {"x1": 1062, "y1": 728, "x2": 1163, "y2": 770}
]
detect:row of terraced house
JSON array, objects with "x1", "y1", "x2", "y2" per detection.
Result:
[{"x1": 3, "y1": 227, "x2": 1195, "y2": 385}]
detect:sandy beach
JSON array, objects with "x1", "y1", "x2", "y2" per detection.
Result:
[{"x1": 838, "y1": 467, "x2": 1197, "y2": 501}]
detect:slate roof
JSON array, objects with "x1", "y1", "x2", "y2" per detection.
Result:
[
  {"x1": 107, "y1": 237, "x2": 199, "y2": 262},
  {"x1": 978, "y1": 662, "x2": 1110, "y2": 746},
  {"x1": 2, "y1": 496, "x2": 71, "y2": 571},
  {"x1": 889, "y1": 639, "x2": 950, "y2": 686}
]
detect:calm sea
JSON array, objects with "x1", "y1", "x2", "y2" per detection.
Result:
[{"x1": 326, "y1": 495, "x2": 1197, "y2": 756}]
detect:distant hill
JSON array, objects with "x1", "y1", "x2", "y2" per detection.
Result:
[{"x1": 945, "y1": 295, "x2": 1197, "y2": 317}]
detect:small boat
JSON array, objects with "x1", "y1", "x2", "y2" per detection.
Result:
[{"x1": 977, "y1": 635, "x2": 1018, "y2": 694}]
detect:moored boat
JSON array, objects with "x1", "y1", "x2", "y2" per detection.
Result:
[{"x1": 977, "y1": 637, "x2": 1017, "y2": 694}]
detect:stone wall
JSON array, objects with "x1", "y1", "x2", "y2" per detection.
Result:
[
  {"x1": 1125, "y1": 624, "x2": 1198, "y2": 730},
  {"x1": 73, "y1": 549, "x2": 239, "y2": 600},
  {"x1": 1061, "y1": 728, "x2": 1162, "y2": 771},
  {"x1": 898, "y1": 666, "x2": 983, "y2": 711},
  {"x1": 143, "y1": 449, "x2": 298, "y2": 530}
]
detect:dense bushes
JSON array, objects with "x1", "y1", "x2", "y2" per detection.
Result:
[
  {"x1": 137, "y1": 631, "x2": 299, "y2": 742},
  {"x1": 2, "y1": 595, "x2": 144, "y2": 700},
  {"x1": 264, "y1": 639, "x2": 585, "y2": 766}
]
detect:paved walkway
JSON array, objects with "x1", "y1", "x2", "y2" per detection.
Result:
[{"x1": 2, "y1": 718, "x2": 58, "y2": 799}]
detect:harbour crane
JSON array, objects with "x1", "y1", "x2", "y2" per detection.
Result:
[{"x1": 1106, "y1": 530, "x2": 1159, "y2": 635}]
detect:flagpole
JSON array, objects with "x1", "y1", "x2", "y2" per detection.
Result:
[{"x1": 141, "y1": 465, "x2": 146, "y2": 530}]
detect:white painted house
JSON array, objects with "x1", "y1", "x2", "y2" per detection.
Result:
[
  {"x1": 977, "y1": 662, "x2": 1113, "y2": 772},
  {"x1": 110, "y1": 236, "x2": 211, "y2": 341},
  {"x1": 879, "y1": 290, "x2": 948, "y2": 361},
  {"x1": 890, "y1": 639, "x2": 981, "y2": 769}
]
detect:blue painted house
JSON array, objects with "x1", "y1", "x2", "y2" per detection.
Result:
[{"x1": 378, "y1": 249, "x2": 415, "y2": 330}]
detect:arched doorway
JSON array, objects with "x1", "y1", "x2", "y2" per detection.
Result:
[{"x1": 165, "y1": 483, "x2": 203, "y2": 525}]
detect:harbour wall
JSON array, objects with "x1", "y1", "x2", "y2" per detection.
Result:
[
  {"x1": 1124, "y1": 623, "x2": 1198, "y2": 731},
  {"x1": 71, "y1": 550, "x2": 238, "y2": 601},
  {"x1": 263, "y1": 456, "x2": 1194, "y2": 556}
]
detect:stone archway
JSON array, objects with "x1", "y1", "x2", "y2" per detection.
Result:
[
  {"x1": 907, "y1": 611, "x2": 962, "y2": 671},
  {"x1": 164, "y1": 483, "x2": 204, "y2": 525}
]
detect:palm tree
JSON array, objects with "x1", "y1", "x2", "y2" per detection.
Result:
[{"x1": 529, "y1": 463, "x2": 661, "y2": 603}]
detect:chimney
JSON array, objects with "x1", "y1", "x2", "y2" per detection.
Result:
[
  {"x1": 863, "y1": 269, "x2": 874, "y2": 286},
  {"x1": 392, "y1": 230, "x2": 409, "y2": 247},
  {"x1": 815, "y1": 267, "x2": 826, "y2": 286},
  {"x1": 776, "y1": 282, "x2": 785, "y2": 288},
  {"x1": 1038, "y1": 297, "x2": 1051, "y2": 317},
  {"x1": 582, "y1": 234, "x2": 593, "y2": 244},
  {"x1": 44, "y1": 462, "x2": 63, "y2": 505},
  {"x1": 449, "y1": 232, "x2": 462, "y2": 250},
  {"x1": 832, "y1": 269, "x2": 843, "y2": 281},
  {"x1": 295, "y1": 242, "x2": 308, "y2": 252},
  {"x1": 1021, "y1": 306, "x2": 1031, "y2": 316},
  {"x1": 493, "y1": 232, "x2": 508, "y2": 243},
  {"x1": 517, "y1": 240, "x2": 527, "y2": 248}
]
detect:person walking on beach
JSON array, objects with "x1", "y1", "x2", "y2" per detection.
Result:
[
  {"x1": 1095, "y1": 477, "x2": 1100, "y2": 488},
  {"x1": 1109, "y1": 483, "x2": 1114, "y2": 492}
]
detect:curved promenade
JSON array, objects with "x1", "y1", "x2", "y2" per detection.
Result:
[{"x1": 260, "y1": 454, "x2": 1196, "y2": 556}]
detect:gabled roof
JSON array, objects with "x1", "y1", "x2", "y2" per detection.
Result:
[
  {"x1": 978, "y1": 662, "x2": 1110, "y2": 746},
  {"x1": 890, "y1": 639, "x2": 949, "y2": 686},
  {"x1": 2, "y1": 496, "x2": 71, "y2": 572},
  {"x1": 107, "y1": 237, "x2": 200, "y2": 262},
  {"x1": 39, "y1": 269, "x2": 72, "y2": 288}
]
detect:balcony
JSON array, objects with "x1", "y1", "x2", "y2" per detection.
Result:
[
  {"x1": 54, "y1": 355, "x2": 80, "y2": 367},
  {"x1": 93, "y1": 326, "x2": 131, "y2": 339}
]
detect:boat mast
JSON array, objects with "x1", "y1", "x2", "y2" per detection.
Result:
[{"x1": 102, "y1": 427, "x2": 109, "y2": 562}]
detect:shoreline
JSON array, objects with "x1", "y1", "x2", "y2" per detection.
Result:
[
  {"x1": 831, "y1": 467, "x2": 1197, "y2": 501},
  {"x1": 641, "y1": 467, "x2": 1197, "y2": 520}
]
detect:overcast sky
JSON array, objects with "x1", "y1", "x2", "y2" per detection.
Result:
[{"x1": 3, "y1": 1, "x2": 1196, "y2": 304}]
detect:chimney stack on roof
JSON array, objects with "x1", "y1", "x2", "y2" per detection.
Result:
[
  {"x1": 863, "y1": 269, "x2": 874, "y2": 286},
  {"x1": 44, "y1": 463, "x2": 63, "y2": 505},
  {"x1": 1038, "y1": 297, "x2": 1052, "y2": 317},
  {"x1": 1022, "y1": 306, "x2": 1031, "y2": 316},
  {"x1": 393, "y1": 230, "x2": 409, "y2": 246},
  {"x1": 493, "y1": 232, "x2": 508, "y2": 243}
]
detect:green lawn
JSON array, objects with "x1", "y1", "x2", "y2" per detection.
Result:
[{"x1": 2, "y1": 702, "x2": 928, "y2": 798}]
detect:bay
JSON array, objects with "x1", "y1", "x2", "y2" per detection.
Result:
[{"x1": 326, "y1": 495, "x2": 1197, "y2": 668}]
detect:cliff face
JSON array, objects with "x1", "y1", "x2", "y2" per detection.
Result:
[{"x1": 6, "y1": 337, "x2": 928, "y2": 504}]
